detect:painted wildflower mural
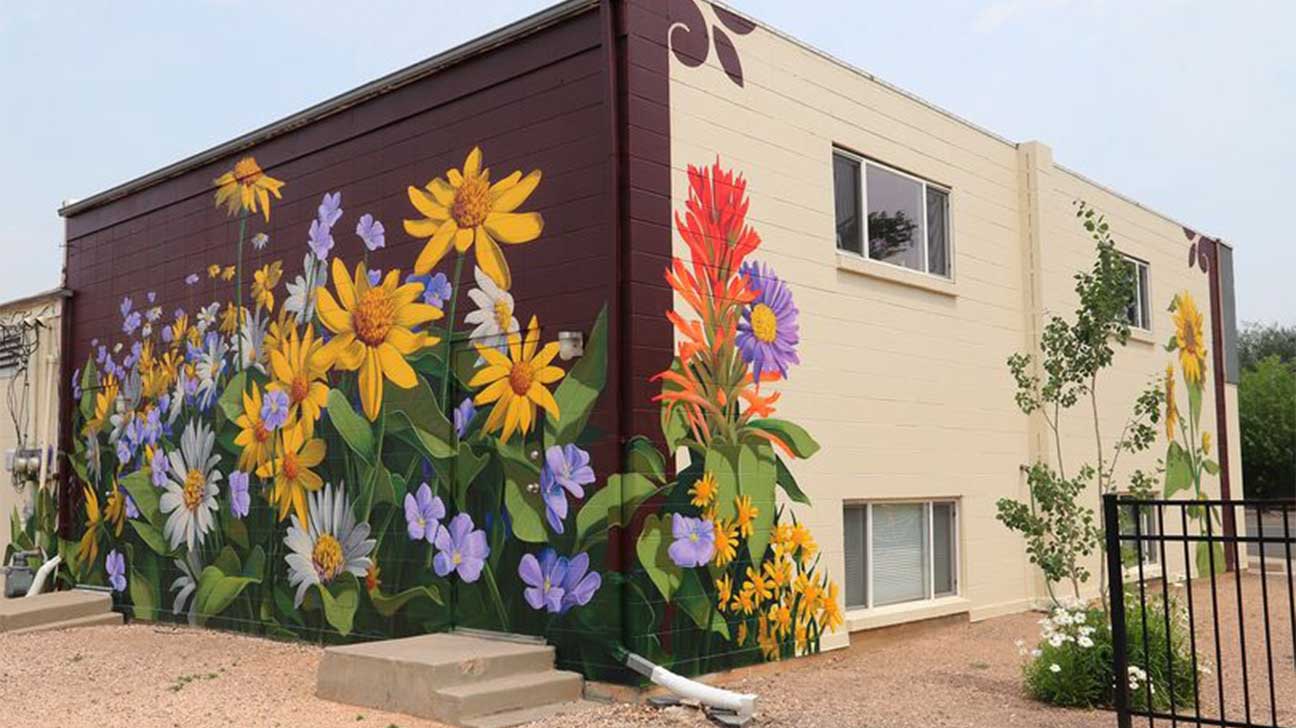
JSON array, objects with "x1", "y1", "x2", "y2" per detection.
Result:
[{"x1": 59, "y1": 147, "x2": 837, "y2": 679}]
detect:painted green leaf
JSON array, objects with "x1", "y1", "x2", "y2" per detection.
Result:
[
  {"x1": 1164, "y1": 335, "x2": 1178, "y2": 352},
  {"x1": 243, "y1": 545, "x2": 266, "y2": 581},
  {"x1": 1195, "y1": 540, "x2": 1226, "y2": 577},
  {"x1": 368, "y1": 584, "x2": 444, "y2": 616},
  {"x1": 119, "y1": 469, "x2": 162, "y2": 527},
  {"x1": 78, "y1": 357, "x2": 98, "y2": 421},
  {"x1": 1187, "y1": 377, "x2": 1203, "y2": 428},
  {"x1": 214, "y1": 546, "x2": 241, "y2": 577},
  {"x1": 218, "y1": 371, "x2": 249, "y2": 424},
  {"x1": 775, "y1": 456, "x2": 812, "y2": 506},
  {"x1": 1202, "y1": 459, "x2": 1220, "y2": 476},
  {"x1": 129, "y1": 519, "x2": 174, "y2": 558},
  {"x1": 626, "y1": 436, "x2": 666, "y2": 482},
  {"x1": 675, "y1": 568, "x2": 729, "y2": 639},
  {"x1": 575, "y1": 472, "x2": 661, "y2": 551},
  {"x1": 383, "y1": 374, "x2": 454, "y2": 457},
  {"x1": 224, "y1": 516, "x2": 250, "y2": 550},
  {"x1": 544, "y1": 306, "x2": 608, "y2": 446},
  {"x1": 125, "y1": 544, "x2": 161, "y2": 622},
  {"x1": 746, "y1": 418, "x2": 821, "y2": 459},
  {"x1": 636, "y1": 514, "x2": 683, "y2": 603},
  {"x1": 499, "y1": 441, "x2": 546, "y2": 542},
  {"x1": 327, "y1": 388, "x2": 374, "y2": 464},
  {"x1": 1164, "y1": 442, "x2": 1193, "y2": 498},
  {"x1": 318, "y1": 572, "x2": 360, "y2": 636},
  {"x1": 451, "y1": 442, "x2": 488, "y2": 507},
  {"x1": 192, "y1": 566, "x2": 259, "y2": 626},
  {"x1": 704, "y1": 446, "x2": 741, "y2": 523},
  {"x1": 739, "y1": 441, "x2": 777, "y2": 564}
]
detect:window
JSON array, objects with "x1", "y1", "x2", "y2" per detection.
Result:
[
  {"x1": 1123, "y1": 256, "x2": 1151, "y2": 331},
  {"x1": 833, "y1": 150, "x2": 951, "y2": 278},
  {"x1": 1119, "y1": 500, "x2": 1159, "y2": 569},
  {"x1": 0, "y1": 327, "x2": 22, "y2": 378},
  {"x1": 843, "y1": 500, "x2": 958, "y2": 610}
]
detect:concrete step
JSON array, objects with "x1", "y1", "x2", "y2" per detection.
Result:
[
  {"x1": 317, "y1": 632, "x2": 561, "y2": 722},
  {"x1": 0, "y1": 590, "x2": 114, "y2": 632},
  {"x1": 461, "y1": 699, "x2": 603, "y2": 728},
  {"x1": 436, "y1": 670, "x2": 584, "y2": 724},
  {"x1": 6, "y1": 610, "x2": 123, "y2": 635}
]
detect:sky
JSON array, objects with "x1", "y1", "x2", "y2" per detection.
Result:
[{"x1": 0, "y1": 0, "x2": 1291, "y2": 324}]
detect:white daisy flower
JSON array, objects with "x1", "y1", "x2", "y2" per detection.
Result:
[
  {"x1": 251, "y1": 232, "x2": 270, "y2": 251},
  {"x1": 196, "y1": 302, "x2": 220, "y2": 333},
  {"x1": 283, "y1": 252, "x2": 328, "y2": 325},
  {"x1": 170, "y1": 551, "x2": 204, "y2": 625},
  {"x1": 1049, "y1": 663, "x2": 1062, "y2": 673},
  {"x1": 239, "y1": 308, "x2": 269, "y2": 373},
  {"x1": 159, "y1": 420, "x2": 222, "y2": 551},
  {"x1": 283, "y1": 482, "x2": 375, "y2": 608},
  {"x1": 463, "y1": 266, "x2": 519, "y2": 354},
  {"x1": 194, "y1": 333, "x2": 228, "y2": 411}
]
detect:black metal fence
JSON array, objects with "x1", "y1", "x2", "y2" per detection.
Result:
[{"x1": 1105, "y1": 495, "x2": 1296, "y2": 728}]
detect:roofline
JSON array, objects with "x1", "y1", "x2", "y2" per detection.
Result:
[
  {"x1": 0, "y1": 287, "x2": 72, "y2": 313},
  {"x1": 1053, "y1": 162, "x2": 1230, "y2": 248},
  {"x1": 58, "y1": 0, "x2": 597, "y2": 218}
]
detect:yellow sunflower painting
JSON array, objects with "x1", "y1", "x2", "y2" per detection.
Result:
[
  {"x1": 1172, "y1": 291, "x2": 1207, "y2": 384},
  {"x1": 213, "y1": 156, "x2": 285, "y2": 222},
  {"x1": 469, "y1": 315, "x2": 564, "y2": 442}
]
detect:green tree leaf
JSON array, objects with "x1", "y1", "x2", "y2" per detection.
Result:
[
  {"x1": 327, "y1": 388, "x2": 374, "y2": 464},
  {"x1": 637, "y1": 514, "x2": 683, "y2": 602},
  {"x1": 745, "y1": 418, "x2": 821, "y2": 458},
  {"x1": 544, "y1": 306, "x2": 608, "y2": 446}
]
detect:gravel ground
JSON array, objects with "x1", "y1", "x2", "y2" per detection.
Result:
[{"x1": 2, "y1": 573, "x2": 1291, "y2": 727}]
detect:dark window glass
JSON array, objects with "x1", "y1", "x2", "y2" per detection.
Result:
[
  {"x1": 843, "y1": 505, "x2": 867, "y2": 608},
  {"x1": 833, "y1": 154, "x2": 862, "y2": 254},
  {"x1": 926, "y1": 187, "x2": 950, "y2": 277},
  {"x1": 866, "y1": 165, "x2": 924, "y2": 272}
]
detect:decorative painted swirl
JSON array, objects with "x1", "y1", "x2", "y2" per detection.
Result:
[{"x1": 668, "y1": 0, "x2": 755, "y2": 87}]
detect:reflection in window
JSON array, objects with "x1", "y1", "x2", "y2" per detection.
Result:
[{"x1": 833, "y1": 150, "x2": 952, "y2": 278}]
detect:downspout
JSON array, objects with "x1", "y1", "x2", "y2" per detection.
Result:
[
  {"x1": 1205, "y1": 237, "x2": 1236, "y2": 569},
  {"x1": 57, "y1": 202, "x2": 78, "y2": 543},
  {"x1": 598, "y1": 1, "x2": 756, "y2": 721}
]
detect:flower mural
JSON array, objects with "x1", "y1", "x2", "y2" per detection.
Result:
[{"x1": 59, "y1": 149, "x2": 836, "y2": 680}]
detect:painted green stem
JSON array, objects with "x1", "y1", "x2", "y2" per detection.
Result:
[
  {"x1": 482, "y1": 562, "x2": 509, "y2": 631},
  {"x1": 440, "y1": 254, "x2": 466, "y2": 407},
  {"x1": 235, "y1": 213, "x2": 247, "y2": 372}
]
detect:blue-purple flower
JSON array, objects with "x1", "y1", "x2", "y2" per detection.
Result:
[
  {"x1": 308, "y1": 219, "x2": 335, "y2": 260},
  {"x1": 404, "y1": 482, "x2": 445, "y2": 544},
  {"x1": 356, "y1": 213, "x2": 386, "y2": 251},
  {"x1": 151, "y1": 453, "x2": 169, "y2": 488},
  {"x1": 454, "y1": 397, "x2": 476, "y2": 439},
  {"x1": 668, "y1": 514, "x2": 715, "y2": 568},
  {"x1": 318, "y1": 191, "x2": 343, "y2": 227},
  {"x1": 519, "y1": 548, "x2": 567, "y2": 613},
  {"x1": 367, "y1": 268, "x2": 382, "y2": 287},
  {"x1": 106, "y1": 549, "x2": 126, "y2": 593},
  {"x1": 433, "y1": 513, "x2": 489, "y2": 583},
  {"x1": 539, "y1": 444, "x2": 595, "y2": 534},
  {"x1": 260, "y1": 389, "x2": 290, "y2": 431},
  {"x1": 71, "y1": 368, "x2": 81, "y2": 399},
  {"x1": 736, "y1": 261, "x2": 800, "y2": 381},
  {"x1": 559, "y1": 551, "x2": 601, "y2": 613},
  {"x1": 185, "y1": 273, "x2": 200, "y2": 285},
  {"x1": 229, "y1": 470, "x2": 250, "y2": 518},
  {"x1": 409, "y1": 271, "x2": 453, "y2": 309},
  {"x1": 122, "y1": 311, "x2": 142, "y2": 336}
]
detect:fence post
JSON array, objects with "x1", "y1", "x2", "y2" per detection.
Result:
[{"x1": 1104, "y1": 493, "x2": 1132, "y2": 728}]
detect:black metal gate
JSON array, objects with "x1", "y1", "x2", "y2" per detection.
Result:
[{"x1": 1105, "y1": 495, "x2": 1296, "y2": 727}]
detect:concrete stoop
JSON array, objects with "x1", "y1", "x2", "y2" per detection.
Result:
[
  {"x1": 0, "y1": 590, "x2": 121, "y2": 633},
  {"x1": 316, "y1": 632, "x2": 595, "y2": 727}
]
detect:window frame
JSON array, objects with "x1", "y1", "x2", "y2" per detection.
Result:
[
  {"x1": 0, "y1": 327, "x2": 22, "y2": 379},
  {"x1": 1121, "y1": 254, "x2": 1152, "y2": 332},
  {"x1": 832, "y1": 148, "x2": 954, "y2": 281},
  {"x1": 843, "y1": 499, "x2": 960, "y2": 611}
]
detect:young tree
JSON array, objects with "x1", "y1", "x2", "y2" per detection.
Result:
[
  {"x1": 1239, "y1": 356, "x2": 1296, "y2": 499},
  {"x1": 998, "y1": 202, "x2": 1162, "y2": 604}
]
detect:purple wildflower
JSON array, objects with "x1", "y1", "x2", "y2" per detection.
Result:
[
  {"x1": 539, "y1": 444, "x2": 595, "y2": 534},
  {"x1": 146, "y1": 291, "x2": 156, "y2": 305},
  {"x1": 433, "y1": 513, "x2": 489, "y2": 583},
  {"x1": 122, "y1": 311, "x2": 142, "y2": 336},
  {"x1": 120, "y1": 296, "x2": 133, "y2": 319},
  {"x1": 105, "y1": 549, "x2": 127, "y2": 593},
  {"x1": 115, "y1": 438, "x2": 133, "y2": 465},
  {"x1": 308, "y1": 218, "x2": 334, "y2": 260},
  {"x1": 408, "y1": 272, "x2": 452, "y2": 309},
  {"x1": 151, "y1": 453, "x2": 169, "y2": 488},
  {"x1": 317, "y1": 192, "x2": 343, "y2": 228},
  {"x1": 404, "y1": 482, "x2": 445, "y2": 544},
  {"x1": 72, "y1": 368, "x2": 82, "y2": 399},
  {"x1": 356, "y1": 213, "x2": 386, "y2": 251},
  {"x1": 519, "y1": 549, "x2": 567, "y2": 613},
  {"x1": 124, "y1": 491, "x2": 140, "y2": 520},
  {"x1": 736, "y1": 261, "x2": 800, "y2": 381},
  {"x1": 367, "y1": 268, "x2": 382, "y2": 287},
  {"x1": 229, "y1": 470, "x2": 250, "y2": 518},
  {"x1": 260, "y1": 389, "x2": 290, "y2": 431},
  {"x1": 453, "y1": 397, "x2": 475, "y2": 439},
  {"x1": 559, "y1": 551, "x2": 601, "y2": 613},
  {"x1": 667, "y1": 514, "x2": 715, "y2": 568},
  {"x1": 185, "y1": 273, "x2": 200, "y2": 285}
]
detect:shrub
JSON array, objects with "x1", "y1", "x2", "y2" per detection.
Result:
[{"x1": 1020, "y1": 596, "x2": 1199, "y2": 712}]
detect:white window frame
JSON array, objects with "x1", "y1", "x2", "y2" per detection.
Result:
[
  {"x1": 1118, "y1": 497, "x2": 1162, "y2": 579},
  {"x1": 1122, "y1": 254, "x2": 1152, "y2": 332},
  {"x1": 832, "y1": 148, "x2": 954, "y2": 281},
  {"x1": 843, "y1": 499, "x2": 960, "y2": 611}
]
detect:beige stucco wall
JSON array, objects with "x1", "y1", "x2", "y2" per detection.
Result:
[
  {"x1": 667, "y1": 1, "x2": 1238, "y2": 645},
  {"x1": 0, "y1": 296, "x2": 62, "y2": 559}
]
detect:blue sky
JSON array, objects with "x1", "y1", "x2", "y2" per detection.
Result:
[{"x1": 1, "y1": 0, "x2": 1290, "y2": 323}]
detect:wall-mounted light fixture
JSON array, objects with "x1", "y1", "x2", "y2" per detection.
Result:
[{"x1": 558, "y1": 330, "x2": 584, "y2": 361}]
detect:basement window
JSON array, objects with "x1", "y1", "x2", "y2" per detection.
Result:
[
  {"x1": 833, "y1": 149, "x2": 952, "y2": 279},
  {"x1": 843, "y1": 500, "x2": 958, "y2": 610}
]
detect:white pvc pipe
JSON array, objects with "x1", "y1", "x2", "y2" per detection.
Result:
[
  {"x1": 26, "y1": 554, "x2": 61, "y2": 597},
  {"x1": 625, "y1": 652, "x2": 757, "y2": 722}
]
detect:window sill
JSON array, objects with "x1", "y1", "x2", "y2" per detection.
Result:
[
  {"x1": 1128, "y1": 327, "x2": 1156, "y2": 345},
  {"x1": 845, "y1": 595, "x2": 970, "y2": 632},
  {"x1": 836, "y1": 253, "x2": 957, "y2": 297}
]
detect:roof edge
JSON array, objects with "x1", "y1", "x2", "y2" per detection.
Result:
[
  {"x1": 0, "y1": 287, "x2": 72, "y2": 312},
  {"x1": 59, "y1": 0, "x2": 598, "y2": 219}
]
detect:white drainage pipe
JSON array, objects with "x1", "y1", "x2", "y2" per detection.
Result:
[
  {"x1": 624, "y1": 651, "x2": 756, "y2": 724},
  {"x1": 25, "y1": 555, "x2": 61, "y2": 597}
]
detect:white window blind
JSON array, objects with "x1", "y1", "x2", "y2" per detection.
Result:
[{"x1": 872, "y1": 504, "x2": 929, "y2": 606}]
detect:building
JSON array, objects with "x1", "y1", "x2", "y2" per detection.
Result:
[
  {"x1": 54, "y1": 0, "x2": 1238, "y2": 682},
  {"x1": 0, "y1": 288, "x2": 66, "y2": 562}
]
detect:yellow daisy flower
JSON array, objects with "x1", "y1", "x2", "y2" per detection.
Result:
[
  {"x1": 1173, "y1": 292, "x2": 1207, "y2": 385},
  {"x1": 790, "y1": 523, "x2": 817, "y2": 564},
  {"x1": 745, "y1": 566, "x2": 773, "y2": 604},
  {"x1": 252, "y1": 261, "x2": 283, "y2": 312},
  {"x1": 104, "y1": 484, "x2": 127, "y2": 537},
  {"x1": 234, "y1": 384, "x2": 275, "y2": 472},
  {"x1": 77, "y1": 485, "x2": 102, "y2": 566},
  {"x1": 690, "y1": 472, "x2": 718, "y2": 508},
  {"x1": 469, "y1": 315, "x2": 564, "y2": 443},
  {"x1": 763, "y1": 559, "x2": 790, "y2": 592},
  {"x1": 220, "y1": 302, "x2": 245, "y2": 336},
  {"x1": 716, "y1": 574, "x2": 733, "y2": 612},
  {"x1": 819, "y1": 581, "x2": 844, "y2": 633},
  {"x1": 1164, "y1": 364, "x2": 1178, "y2": 441},
  {"x1": 316, "y1": 258, "x2": 442, "y2": 421},
  {"x1": 213, "y1": 156, "x2": 285, "y2": 222},
  {"x1": 257, "y1": 427, "x2": 326, "y2": 525},
  {"x1": 84, "y1": 374, "x2": 119, "y2": 435},
  {"x1": 713, "y1": 518, "x2": 738, "y2": 567},
  {"x1": 221, "y1": 265, "x2": 236, "y2": 282},
  {"x1": 736, "y1": 621, "x2": 749, "y2": 645},
  {"x1": 267, "y1": 322, "x2": 329, "y2": 438},
  {"x1": 403, "y1": 146, "x2": 544, "y2": 290},
  {"x1": 207, "y1": 264, "x2": 222, "y2": 279},
  {"x1": 735, "y1": 495, "x2": 759, "y2": 538},
  {"x1": 769, "y1": 603, "x2": 792, "y2": 639},
  {"x1": 1202, "y1": 431, "x2": 1212, "y2": 455},
  {"x1": 732, "y1": 588, "x2": 756, "y2": 616}
]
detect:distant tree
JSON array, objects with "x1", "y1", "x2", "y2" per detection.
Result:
[
  {"x1": 1238, "y1": 322, "x2": 1296, "y2": 371},
  {"x1": 1238, "y1": 356, "x2": 1296, "y2": 500}
]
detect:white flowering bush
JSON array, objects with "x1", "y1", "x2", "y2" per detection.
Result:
[{"x1": 1020, "y1": 596, "x2": 1198, "y2": 711}]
